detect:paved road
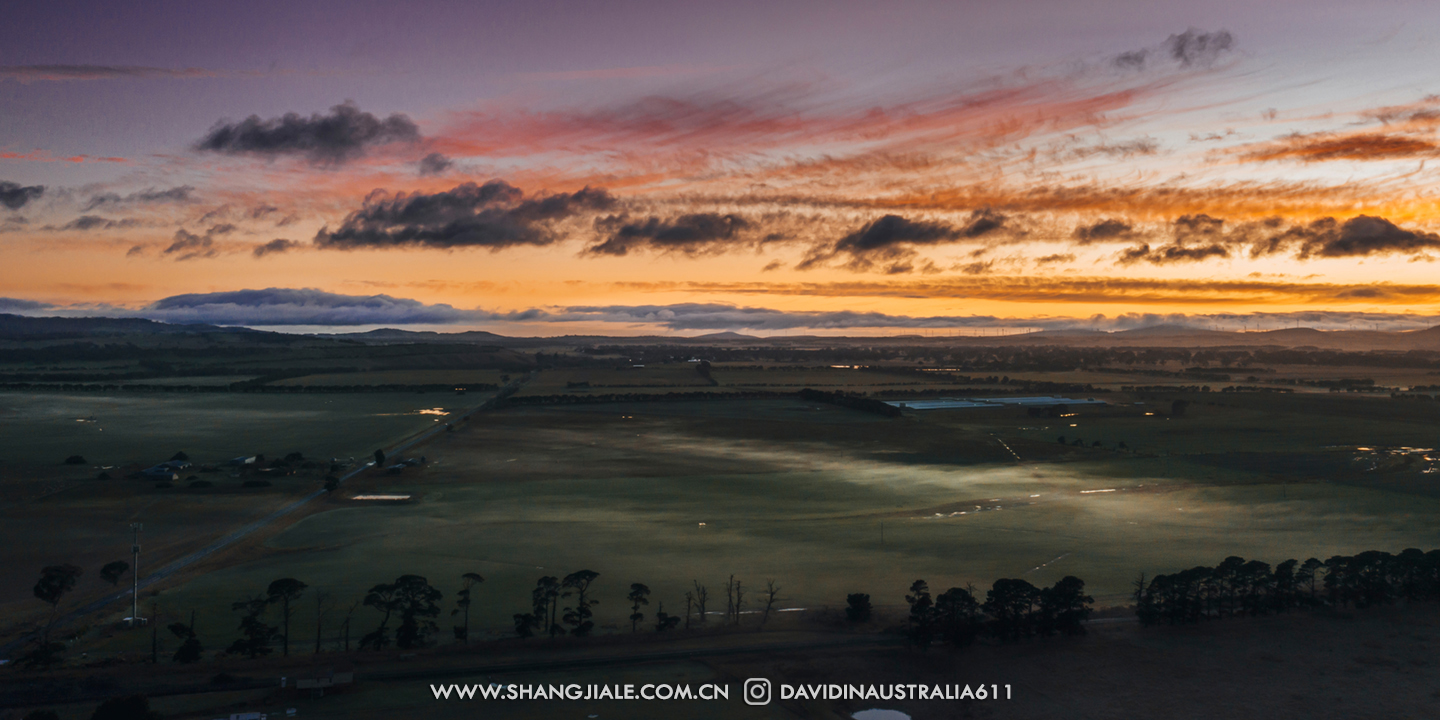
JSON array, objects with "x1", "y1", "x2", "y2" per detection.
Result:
[{"x1": 1, "y1": 379, "x2": 526, "y2": 659}]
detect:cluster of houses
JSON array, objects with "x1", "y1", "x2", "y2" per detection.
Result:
[
  {"x1": 137, "y1": 457, "x2": 193, "y2": 482},
  {"x1": 133, "y1": 453, "x2": 349, "y2": 484},
  {"x1": 383, "y1": 456, "x2": 426, "y2": 474}
]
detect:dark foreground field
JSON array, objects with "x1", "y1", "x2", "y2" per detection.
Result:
[{"x1": 6, "y1": 603, "x2": 1438, "y2": 719}]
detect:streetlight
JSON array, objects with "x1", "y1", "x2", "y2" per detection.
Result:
[{"x1": 130, "y1": 523, "x2": 142, "y2": 627}]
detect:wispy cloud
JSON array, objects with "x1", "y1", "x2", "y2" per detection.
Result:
[
  {"x1": 0, "y1": 64, "x2": 221, "y2": 82},
  {"x1": 0, "y1": 150, "x2": 126, "y2": 163},
  {"x1": 635, "y1": 276, "x2": 1440, "y2": 307}
]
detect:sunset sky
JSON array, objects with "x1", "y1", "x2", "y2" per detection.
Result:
[{"x1": 6, "y1": 0, "x2": 1440, "y2": 335}]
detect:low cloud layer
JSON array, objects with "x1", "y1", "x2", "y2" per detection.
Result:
[
  {"x1": 0, "y1": 297, "x2": 55, "y2": 312},
  {"x1": 195, "y1": 102, "x2": 420, "y2": 165},
  {"x1": 315, "y1": 181, "x2": 615, "y2": 250},
  {"x1": 141, "y1": 288, "x2": 482, "y2": 326},
  {"x1": 6, "y1": 289, "x2": 1437, "y2": 335}
]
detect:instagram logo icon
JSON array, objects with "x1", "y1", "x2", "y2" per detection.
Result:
[{"x1": 743, "y1": 678, "x2": 772, "y2": 706}]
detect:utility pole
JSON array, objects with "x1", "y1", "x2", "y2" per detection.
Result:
[{"x1": 130, "y1": 523, "x2": 143, "y2": 627}]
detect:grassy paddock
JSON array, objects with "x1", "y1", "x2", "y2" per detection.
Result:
[
  {"x1": 0, "y1": 391, "x2": 468, "y2": 468},
  {"x1": 97, "y1": 397, "x2": 1440, "y2": 656},
  {"x1": 269, "y1": 369, "x2": 507, "y2": 387}
]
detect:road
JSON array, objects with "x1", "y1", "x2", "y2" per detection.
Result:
[{"x1": 1, "y1": 377, "x2": 528, "y2": 659}]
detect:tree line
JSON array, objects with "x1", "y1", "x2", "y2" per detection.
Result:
[
  {"x1": 892, "y1": 575, "x2": 1093, "y2": 649},
  {"x1": 0, "y1": 382, "x2": 497, "y2": 394},
  {"x1": 1134, "y1": 548, "x2": 1440, "y2": 626},
  {"x1": 22, "y1": 546, "x2": 1439, "y2": 669}
]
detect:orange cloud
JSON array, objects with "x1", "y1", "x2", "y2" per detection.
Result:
[
  {"x1": 1236, "y1": 132, "x2": 1438, "y2": 163},
  {"x1": 0, "y1": 150, "x2": 127, "y2": 163},
  {"x1": 629, "y1": 276, "x2": 1440, "y2": 307}
]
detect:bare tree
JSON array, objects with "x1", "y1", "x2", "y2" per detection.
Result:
[
  {"x1": 341, "y1": 600, "x2": 360, "y2": 652},
  {"x1": 627, "y1": 583, "x2": 651, "y2": 633},
  {"x1": 452, "y1": 572, "x2": 485, "y2": 643},
  {"x1": 733, "y1": 578, "x2": 745, "y2": 625},
  {"x1": 654, "y1": 601, "x2": 680, "y2": 631},
  {"x1": 692, "y1": 581, "x2": 708, "y2": 623},
  {"x1": 758, "y1": 580, "x2": 782, "y2": 630},
  {"x1": 724, "y1": 575, "x2": 734, "y2": 625},
  {"x1": 313, "y1": 591, "x2": 332, "y2": 654}
]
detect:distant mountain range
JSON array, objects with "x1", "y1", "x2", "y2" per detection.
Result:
[
  {"x1": 4, "y1": 313, "x2": 1439, "y2": 351},
  {"x1": 0, "y1": 313, "x2": 261, "y2": 341}
]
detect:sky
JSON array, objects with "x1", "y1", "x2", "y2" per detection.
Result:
[{"x1": 5, "y1": 0, "x2": 1440, "y2": 335}]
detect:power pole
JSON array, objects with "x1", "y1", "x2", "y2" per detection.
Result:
[{"x1": 130, "y1": 523, "x2": 143, "y2": 627}]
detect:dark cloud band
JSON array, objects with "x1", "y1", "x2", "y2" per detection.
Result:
[
  {"x1": 587, "y1": 213, "x2": 749, "y2": 256},
  {"x1": 315, "y1": 181, "x2": 615, "y2": 250},
  {"x1": 0, "y1": 181, "x2": 44, "y2": 210},
  {"x1": 195, "y1": 102, "x2": 420, "y2": 165}
]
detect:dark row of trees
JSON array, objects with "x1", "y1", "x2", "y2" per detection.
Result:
[
  {"x1": 798, "y1": 388, "x2": 903, "y2": 417},
  {"x1": 578, "y1": 344, "x2": 1440, "y2": 372},
  {"x1": 512, "y1": 571, "x2": 685, "y2": 638},
  {"x1": 900, "y1": 576, "x2": 1093, "y2": 649},
  {"x1": 502, "y1": 390, "x2": 794, "y2": 407},
  {"x1": 27, "y1": 548, "x2": 1438, "y2": 670},
  {"x1": 1135, "y1": 548, "x2": 1440, "y2": 626},
  {"x1": 0, "y1": 382, "x2": 496, "y2": 394}
]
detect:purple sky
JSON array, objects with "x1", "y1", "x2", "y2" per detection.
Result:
[{"x1": 5, "y1": 1, "x2": 1440, "y2": 334}]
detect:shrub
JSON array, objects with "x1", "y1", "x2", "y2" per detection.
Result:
[{"x1": 64, "y1": 455, "x2": 86, "y2": 465}]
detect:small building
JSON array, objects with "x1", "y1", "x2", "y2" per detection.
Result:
[{"x1": 140, "y1": 467, "x2": 179, "y2": 481}]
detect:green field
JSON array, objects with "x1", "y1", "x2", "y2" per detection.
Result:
[
  {"x1": 92, "y1": 396, "x2": 1440, "y2": 656},
  {"x1": 269, "y1": 369, "x2": 507, "y2": 387},
  {"x1": 0, "y1": 392, "x2": 467, "y2": 468},
  {"x1": 0, "y1": 390, "x2": 492, "y2": 628}
]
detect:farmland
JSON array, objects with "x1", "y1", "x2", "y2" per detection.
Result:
[
  {"x1": 0, "y1": 392, "x2": 468, "y2": 468},
  {"x1": 71, "y1": 393, "x2": 1440, "y2": 660},
  {"x1": 4, "y1": 321, "x2": 1440, "y2": 719}
]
